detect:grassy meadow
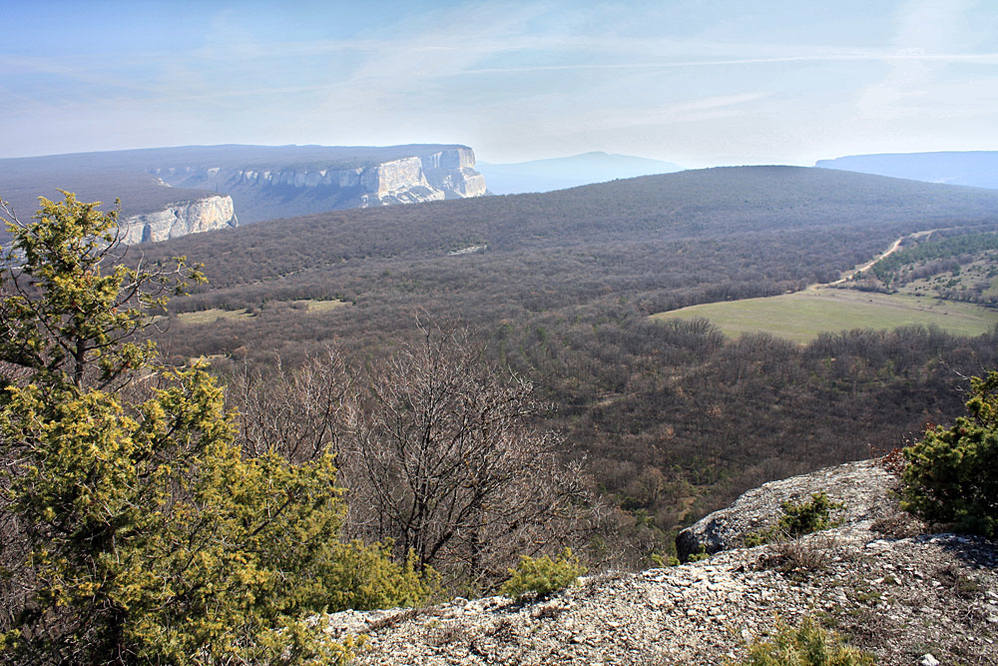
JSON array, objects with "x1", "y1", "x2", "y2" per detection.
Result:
[
  {"x1": 651, "y1": 288, "x2": 998, "y2": 343},
  {"x1": 175, "y1": 299, "x2": 347, "y2": 325},
  {"x1": 294, "y1": 298, "x2": 348, "y2": 313},
  {"x1": 177, "y1": 308, "x2": 253, "y2": 325}
]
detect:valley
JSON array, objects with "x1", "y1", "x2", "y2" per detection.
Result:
[
  {"x1": 5, "y1": 160, "x2": 997, "y2": 663},
  {"x1": 135, "y1": 166, "x2": 998, "y2": 564},
  {"x1": 7, "y1": 3, "x2": 998, "y2": 662}
]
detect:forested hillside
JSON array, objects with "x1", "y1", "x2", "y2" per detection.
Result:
[
  {"x1": 0, "y1": 158, "x2": 213, "y2": 221},
  {"x1": 137, "y1": 166, "x2": 998, "y2": 561},
  {"x1": 145, "y1": 166, "x2": 998, "y2": 292},
  {"x1": 848, "y1": 228, "x2": 998, "y2": 305}
]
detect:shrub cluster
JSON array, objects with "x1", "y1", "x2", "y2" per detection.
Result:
[
  {"x1": 734, "y1": 617, "x2": 875, "y2": 665},
  {"x1": 500, "y1": 549, "x2": 587, "y2": 599},
  {"x1": 777, "y1": 493, "x2": 846, "y2": 537},
  {"x1": 901, "y1": 371, "x2": 998, "y2": 538},
  {"x1": 744, "y1": 493, "x2": 845, "y2": 547}
]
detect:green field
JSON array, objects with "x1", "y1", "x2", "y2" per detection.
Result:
[
  {"x1": 177, "y1": 308, "x2": 252, "y2": 325},
  {"x1": 651, "y1": 288, "x2": 998, "y2": 343},
  {"x1": 175, "y1": 299, "x2": 348, "y2": 326},
  {"x1": 292, "y1": 298, "x2": 348, "y2": 313}
]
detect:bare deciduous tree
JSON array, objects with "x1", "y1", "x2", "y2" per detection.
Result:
[
  {"x1": 344, "y1": 325, "x2": 594, "y2": 588},
  {"x1": 230, "y1": 326, "x2": 597, "y2": 590},
  {"x1": 229, "y1": 348, "x2": 356, "y2": 462}
]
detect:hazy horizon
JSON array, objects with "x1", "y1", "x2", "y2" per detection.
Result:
[{"x1": 4, "y1": 1, "x2": 998, "y2": 167}]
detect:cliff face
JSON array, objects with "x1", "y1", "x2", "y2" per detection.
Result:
[
  {"x1": 419, "y1": 146, "x2": 487, "y2": 198},
  {"x1": 151, "y1": 147, "x2": 487, "y2": 223},
  {"x1": 118, "y1": 195, "x2": 238, "y2": 244},
  {"x1": 0, "y1": 144, "x2": 488, "y2": 243}
]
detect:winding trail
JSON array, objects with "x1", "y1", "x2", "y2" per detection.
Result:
[{"x1": 812, "y1": 227, "x2": 946, "y2": 291}]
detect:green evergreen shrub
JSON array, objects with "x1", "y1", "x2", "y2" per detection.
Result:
[
  {"x1": 777, "y1": 493, "x2": 845, "y2": 537},
  {"x1": 314, "y1": 542, "x2": 436, "y2": 611},
  {"x1": 901, "y1": 371, "x2": 998, "y2": 538},
  {"x1": 743, "y1": 493, "x2": 845, "y2": 548},
  {"x1": 0, "y1": 193, "x2": 428, "y2": 664},
  {"x1": 734, "y1": 617, "x2": 875, "y2": 665},
  {"x1": 687, "y1": 546, "x2": 712, "y2": 561},
  {"x1": 500, "y1": 548, "x2": 587, "y2": 599}
]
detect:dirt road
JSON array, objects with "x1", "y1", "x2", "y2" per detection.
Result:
[{"x1": 823, "y1": 228, "x2": 941, "y2": 288}]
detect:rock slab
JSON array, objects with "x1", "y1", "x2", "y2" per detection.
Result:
[{"x1": 676, "y1": 459, "x2": 895, "y2": 561}]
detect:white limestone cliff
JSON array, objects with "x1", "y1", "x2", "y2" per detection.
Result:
[
  {"x1": 419, "y1": 147, "x2": 487, "y2": 199},
  {"x1": 149, "y1": 147, "x2": 486, "y2": 222},
  {"x1": 118, "y1": 195, "x2": 238, "y2": 244}
]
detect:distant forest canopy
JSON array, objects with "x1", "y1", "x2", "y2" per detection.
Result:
[{"x1": 125, "y1": 166, "x2": 998, "y2": 560}]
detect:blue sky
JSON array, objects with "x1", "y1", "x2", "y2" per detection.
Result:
[{"x1": 2, "y1": 0, "x2": 998, "y2": 166}]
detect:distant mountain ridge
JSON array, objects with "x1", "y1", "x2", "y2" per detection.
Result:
[
  {"x1": 136, "y1": 144, "x2": 487, "y2": 222},
  {"x1": 477, "y1": 151, "x2": 682, "y2": 194},
  {"x1": 816, "y1": 151, "x2": 998, "y2": 189},
  {"x1": 0, "y1": 144, "x2": 487, "y2": 241}
]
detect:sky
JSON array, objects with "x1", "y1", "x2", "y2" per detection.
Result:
[{"x1": 2, "y1": 0, "x2": 998, "y2": 166}]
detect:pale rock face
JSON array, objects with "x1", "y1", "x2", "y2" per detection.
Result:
[
  {"x1": 362, "y1": 157, "x2": 427, "y2": 196},
  {"x1": 420, "y1": 148, "x2": 487, "y2": 199},
  {"x1": 118, "y1": 195, "x2": 238, "y2": 244},
  {"x1": 149, "y1": 147, "x2": 486, "y2": 218}
]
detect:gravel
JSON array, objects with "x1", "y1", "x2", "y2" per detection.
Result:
[{"x1": 320, "y1": 459, "x2": 998, "y2": 665}]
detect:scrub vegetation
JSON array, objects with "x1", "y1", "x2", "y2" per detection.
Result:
[{"x1": 901, "y1": 370, "x2": 998, "y2": 538}]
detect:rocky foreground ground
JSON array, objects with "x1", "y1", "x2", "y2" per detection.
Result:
[{"x1": 323, "y1": 459, "x2": 998, "y2": 665}]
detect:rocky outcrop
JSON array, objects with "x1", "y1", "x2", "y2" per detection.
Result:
[
  {"x1": 418, "y1": 147, "x2": 487, "y2": 198},
  {"x1": 325, "y1": 531, "x2": 997, "y2": 665},
  {"x1": 151, "y1": 147, "x2": 487, "y2": 223},
  {"x1": 118, "y1": 195, "x2": 238, "y2": 244},
  {"x1": 676, "y1": 459, "x2": 895, "y2": 561},
  {"x1": 320, "y1": 460, "x2": 998, "y2": 665}
]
